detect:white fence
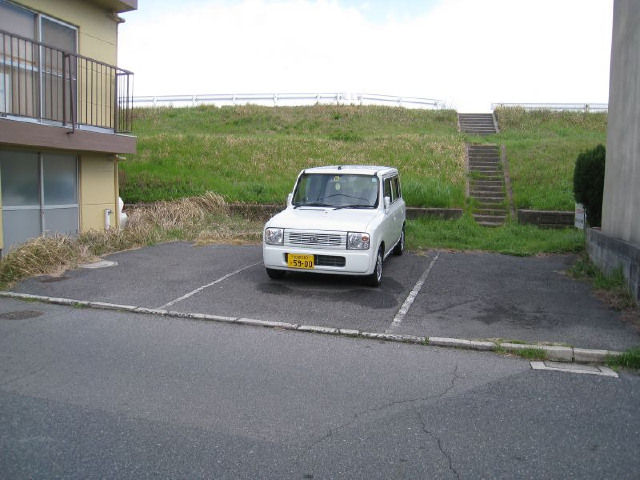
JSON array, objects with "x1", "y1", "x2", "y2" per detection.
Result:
[
  {"x1": 492, "y1": 102, "x2": 608, "y2": 112},
  {"x1": 132, "y1": 92, "x2": 444, "y2": 109}
]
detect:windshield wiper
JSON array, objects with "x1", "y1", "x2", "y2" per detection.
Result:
[
  {"x1": 294, "y1": 202, "x2": 333, "y2": 208},
  {"x1": 333, "y1": 204, "x2": 374, "y2": 210}
]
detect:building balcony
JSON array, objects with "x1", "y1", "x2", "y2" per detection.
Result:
[{"x1": 0, "y1": 29, "x2": 135, "y2": 154}]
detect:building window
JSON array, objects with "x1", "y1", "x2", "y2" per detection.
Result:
[{"x1": 1, "y1": 149, "x2": 79, "y2": 252}]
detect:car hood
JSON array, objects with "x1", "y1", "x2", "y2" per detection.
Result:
[{"x1": 266, "y1": 207, "x2": 381, "y2": 232}]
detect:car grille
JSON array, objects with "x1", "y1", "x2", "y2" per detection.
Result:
[
  {"x1": 316, "y1": 255, "x2": 346, "y2": 267},
  {"x1": 286, "y1": 231, "x2": 344, "y2": 248}
]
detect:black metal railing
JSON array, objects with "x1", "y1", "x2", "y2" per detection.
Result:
[{"x1": 0, "y1": 30, "x2": 133, "y2": 133}]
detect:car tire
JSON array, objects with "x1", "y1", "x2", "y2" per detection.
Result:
[
  {"x1": 266, "y1": 268, "x2": 286, "y2": 280},
  {"x1": 365, "y1": 247, "x2": 384, "y2": 287},
  {"x1": 393, "y1": 225, "x2": 405, "y2": 256}
]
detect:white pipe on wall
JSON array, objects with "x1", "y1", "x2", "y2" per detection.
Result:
[{"x1": 104, "y1": 209, "x2": 113, "y2": 230}]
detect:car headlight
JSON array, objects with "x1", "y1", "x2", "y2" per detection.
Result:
[
  {"x1": 265, "y1": 227, "x2": 284, "y2": 245},
  {"x1": 347, "y1": 232, "x2": 370, "y2": 250}
]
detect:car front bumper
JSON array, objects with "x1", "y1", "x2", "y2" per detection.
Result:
[{"x1": 263, "y1": 245, "x2": 375, "y2": 276}]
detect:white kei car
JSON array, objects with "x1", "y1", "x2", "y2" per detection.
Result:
[{"x1": 262, "y1": 165, "x2": 406, "y2": 287}]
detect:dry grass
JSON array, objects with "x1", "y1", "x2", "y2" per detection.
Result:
[
  {"x1": 569, "y1": 253, "x2": 640, "y2": 332},
  {"x1": 0, "y1": 193, "x2": 262, "y2": 289}
]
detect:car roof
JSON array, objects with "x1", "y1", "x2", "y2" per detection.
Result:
[{"x1": 300, "y1": 165, "x2": 397, "y2": 176}]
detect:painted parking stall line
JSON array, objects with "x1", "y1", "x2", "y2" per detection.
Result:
[
  {"x1": 158, "y1": 261, "x2": 263, "y2": 310},
  {"x1": 386, "y1": 252, "x2": 439, "y2": 333}
]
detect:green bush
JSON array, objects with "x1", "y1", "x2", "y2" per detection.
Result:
[{"x1": 573, "y1": 144, "x2": 606, "y2": 227}]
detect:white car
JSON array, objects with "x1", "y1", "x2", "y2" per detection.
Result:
[{"x1": 263, "y1": 165, "x2": 406, "y2": 287}]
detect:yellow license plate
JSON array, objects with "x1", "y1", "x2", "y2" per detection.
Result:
[{"x1": 288, "y1": 253, "x2": 314, "y2": 269}]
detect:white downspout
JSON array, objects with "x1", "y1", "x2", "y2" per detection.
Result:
[{"x1": 104, "y1": 208, "x2": 113, "y2": 230}]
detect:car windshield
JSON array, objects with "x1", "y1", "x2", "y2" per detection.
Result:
[{"x1": 292, "y1": 173, "x2": 379, "y2": 209}]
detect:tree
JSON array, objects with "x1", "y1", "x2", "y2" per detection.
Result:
[{"x1": 573, "y1": 144, "x2": 606, "y2": 228}]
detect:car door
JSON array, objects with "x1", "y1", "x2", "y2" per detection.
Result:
[
  {"x1": 381, "y1": 175, "x2": 402, "y2": 256},
  {"x1": 388, "y1": 175, "x2": 405, "y2": 246}
]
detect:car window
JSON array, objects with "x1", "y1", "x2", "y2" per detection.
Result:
[
  {"x1": 384, "y1": 175, "x2": 400, "y2": 203},
  {"x1": 384, "y1": 178, "x2": 392, "y2": 201},
  {"x1": 392, "y1": 176, "x2": 401, "y2": 200}
]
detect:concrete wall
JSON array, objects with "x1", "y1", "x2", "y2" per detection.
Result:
[
  {"x1": 588, "y1": 229, "x2": 639, "y2": 304},
  {"x1": 602, "y1": 0, "x2": 640, "y2": 245},
  {"x1": 589, "y1": 0, "x2": 640, "y2": 304},
  {"x1": 518, "y1": 210, "x2": 574, "y2": 229}
]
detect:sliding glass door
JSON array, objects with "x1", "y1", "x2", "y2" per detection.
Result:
[
  {"x1": 0, "y1": 0, "x2": 77, "y2": 123},
  {"x1": 1, "y1": 150, "x2": 78, "y2": 252}
]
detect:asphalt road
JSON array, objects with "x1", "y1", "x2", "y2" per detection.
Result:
[
  {"x1": 9, "y1": 242, "x2": 640, "y2": 350},
  {"x1": 1, "y1": 299, "x2": 639, "y2": 479}
]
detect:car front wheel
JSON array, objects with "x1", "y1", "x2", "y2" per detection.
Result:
[{"x1": 365, "y1": 247, "x2": 384, "y2": 287}]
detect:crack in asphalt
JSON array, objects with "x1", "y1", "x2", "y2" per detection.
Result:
[
  {"x1": 415, "y1": 363, "x2": 462, "y2": 480},
  {"x1": 295, "y1": 362, "x2": 463, "y2": 475}
]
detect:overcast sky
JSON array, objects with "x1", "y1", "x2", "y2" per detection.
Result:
[{"x1": 118, "y1": 0, "x2": 613, "y2": 112}]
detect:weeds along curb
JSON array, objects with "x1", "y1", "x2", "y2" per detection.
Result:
[{"x1": 0, "y1": 291, "x2": 622, "y2": 365}]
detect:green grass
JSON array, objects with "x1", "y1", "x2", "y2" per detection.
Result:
[
  {"x1": 607, "y1": 347, "x2": 640, "y2": 372},
  {"x1": 511, "y1": 348, "x2": 548, "y2": 361},
  {"x1": 124, "y1": 105, "x2": 607, "y2": 212},
  {"x1": 114, "y1": 105, "x2": 606, "y2": 257},
  {"x1": 489, "y1": 108, "x2": 608, "y2": 211},
  {"x1": 407, "y1": 215, "x2": 585, "y2": 255},
  {"x1": 123, "y1": 105, "x2": 466, "y2": 207},
  {"x1": 493, "y1": 344, "x2": 549, "y2": 360}
]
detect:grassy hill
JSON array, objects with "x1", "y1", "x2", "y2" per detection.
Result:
[
  {"x1": 492, "y1": 107, "x2": 607, "y2": 211},
  {"x1": 0, "y1": 105, "x2": 608, "y2": 288},
  {"x1": 124, "y1": 105, "x2": 463, "y2": 207},
  {"x1": 122, "y1": 104, "x2": 607, "y2": 212}
]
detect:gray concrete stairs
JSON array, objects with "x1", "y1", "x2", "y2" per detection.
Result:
[
  {"x1": 468, "y1": 144, "x2": 508, "y2": 227},
  {"x1": 458, "y1": 113, "x2": 498, "y2": 135}
]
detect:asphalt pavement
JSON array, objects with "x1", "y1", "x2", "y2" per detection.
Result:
[
  {"x1": 1, "y1": 298, "x2": 639, "y2": 479},
  {"x1": 5, "y1": 241, "x2": 639, "y2": 351}
]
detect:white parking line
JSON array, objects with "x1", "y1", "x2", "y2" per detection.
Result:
[
  {"x1": 386, "y1": 252, "x2": 439, "y2": 333},
  {"x1": 158, "y1": 261, "x2": 262, "y2": 310}
]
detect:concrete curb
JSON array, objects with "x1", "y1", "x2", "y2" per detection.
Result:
[{"x1": 0, "y1": 291, "x2": 623, "y2": 365}]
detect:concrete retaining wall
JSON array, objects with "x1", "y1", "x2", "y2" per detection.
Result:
[
  {"x1": 406, "y1": 207, "x2": 463, "y2": 220},
  {"x1": 587, "y1": 228, "x2": 640, "y2": 305},
  {"x1": 227, "y1": 204, "x2": 464, "y2": 221},
  {"x1": 518, "y1": 210, "x2": 574, "y2": 229}
]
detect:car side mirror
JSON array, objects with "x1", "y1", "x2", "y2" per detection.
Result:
[
  {"x1": 287, "y1": 193, "x2": 293, "y2": 207},
  {"x1": 384, "y1": 196, "x2": 391, "y2": 210}
]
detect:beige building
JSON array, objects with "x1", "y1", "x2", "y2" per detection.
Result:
[{"x1": 0, "y1": 0, "x2": 137, "y2": 255}]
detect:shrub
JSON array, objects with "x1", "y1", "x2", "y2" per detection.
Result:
[{"x1": 573, "y1": 144, "x2": 606, "y2": 227}]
